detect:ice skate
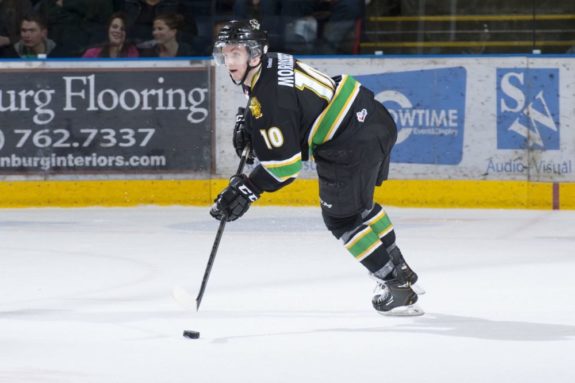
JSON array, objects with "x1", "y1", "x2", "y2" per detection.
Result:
[
  {"x1": 371, "y1": 277, "x2": 424, "y2": 316},
  {"x1": 388, "y1": 244, "x2": 425, "y2": 295}
]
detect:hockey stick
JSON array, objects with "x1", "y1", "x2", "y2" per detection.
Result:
[{"x1": 194, "y1": 144, "x2": 252, "y2": 311}]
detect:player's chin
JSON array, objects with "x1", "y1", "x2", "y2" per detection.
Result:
[{"x1": 228, "y1": 70, "x2": 242, "y2": 81}]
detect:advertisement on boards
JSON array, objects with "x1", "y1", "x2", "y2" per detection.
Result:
[
  {"x1": 213, "y1": 56, "x2": 575, "y2": 181},
  {"x1": 356, "y1": 67, "x2": 467, "y2": 166},
  {"x1": 0, "y1": 68, "x2": 211, "y2": 175},
  {"x1": 492, "y1": 67, "x2": 572, "y2": 179}
]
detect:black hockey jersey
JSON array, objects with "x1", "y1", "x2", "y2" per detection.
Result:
[{"x1": 244, "y1": 52, "x2": 362, "y2": 192}]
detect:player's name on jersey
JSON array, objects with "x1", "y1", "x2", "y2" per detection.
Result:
[{"x1": 277, "y1": 53, "x2": 295, "y2": 87}]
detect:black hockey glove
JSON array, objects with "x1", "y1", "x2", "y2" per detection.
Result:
[
  {"x1": 232, "y1": 107, "x2": 254, "y2": 164},
  {"x1": 210, "y1": 175, "x2": 260, "y2": 222}
]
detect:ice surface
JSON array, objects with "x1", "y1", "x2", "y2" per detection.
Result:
[{"x1": 1, "y1": 206, "x2": 574, "y2": 383}]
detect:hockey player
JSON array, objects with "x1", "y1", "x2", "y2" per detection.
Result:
[{"x1": 210, "y1": 19, "x2": 424, "y2": 316}]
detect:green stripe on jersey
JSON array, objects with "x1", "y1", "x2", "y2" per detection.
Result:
[
  {"x1": 344, "y1": 226, "x2": 382, "y2": 261},
  {"x1": 308, "y1": 75, "x2": 360, "y2": 149},
  {"x1": 366, "y1": 210, "x2": 393, "y2": 238},
  {"x1": 261, "y1": 153, "x2": 303, "y2": 182}
]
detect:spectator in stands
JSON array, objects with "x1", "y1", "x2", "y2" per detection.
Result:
[
  {"x1": 0, "y1": 0, "x2": 33, "y2": 55},
  {"x1": 282, "y1": 0, "x2": 321, "y2": 54},
  {"x1": 183, "y1": 0, "x2": 213, "y2": 55},
  {"x1": 233, "y1": 0, "x2": 321, "y2": 53},
  {"x1": 175, "y1": 0, "x2": 198, "y2": 45},
  {"x1": 123, "y1": 0, "x2": 197, "y2": 49},
  {"x1": 84, "y1": 1, "x2": 116, "y2": 46},
  {"x1": 113, "y1": 0, "x2": 125, "y2": 11},
  {"x1": 318, "y1": 0, "x2": 365, "y2": 54},
  {"x1": 232, "y1": 0, "x2": 259, "y2": 19},
  {"x1": 140, "y1": 12, "x2": 193, "y2": 56},
  {"x1": 82, "y1": 12, "x2": 139, "y2": 58},
  {"x1": 123, "y1": 0, "x2": 180, "y2": 43},
  {"x1": 3, "y1": 13, "x2": 62, "y2": 58},
  {"x1": 34, "y1": 0, "x2": 113, "y2": 57}
]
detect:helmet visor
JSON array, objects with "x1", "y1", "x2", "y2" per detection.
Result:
[{"x1": 213, "y1": 42, "x2": 251, "y2": 66}]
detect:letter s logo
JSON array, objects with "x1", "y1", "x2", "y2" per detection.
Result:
[{"x1": 500, "y1": 72, "x2": 525, "y2": 113}]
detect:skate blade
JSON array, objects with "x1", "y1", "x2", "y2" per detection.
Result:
[
  {"x1": 378, "y1": 304, "x2": 425, "y2": 317},
  {"x1": 411, "y1": 283, "x2": 426, "y2": 295}
]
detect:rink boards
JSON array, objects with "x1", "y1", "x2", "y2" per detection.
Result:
[
  {"x1": 0, "y1": 56, "x2": 574, "y2": 208},
  {"x1": 0, "y1": 178, "x2": 573, "y2": 210}
]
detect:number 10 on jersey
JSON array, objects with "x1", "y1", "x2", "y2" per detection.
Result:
[{"x1": 259, "y1": 127, "x2": 284, "y2": 149}]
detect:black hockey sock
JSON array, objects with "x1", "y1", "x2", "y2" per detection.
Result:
[{"x1": 373, "y1": 260, "x2": 395, "y2": 281}]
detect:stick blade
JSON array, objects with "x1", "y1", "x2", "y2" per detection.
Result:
[
  {"x1": 172, "y1": 286, "x2": 196, "y2": 310},
  {"x1": 195, "y1": 284, "x2": 207, "y2": 311}
]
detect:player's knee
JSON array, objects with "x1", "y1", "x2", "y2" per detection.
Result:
[{"x1": 321, "y1": 210, "x2": 362, "y2": 239}]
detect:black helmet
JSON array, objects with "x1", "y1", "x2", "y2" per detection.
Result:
[{"x1": 213, "y1": 19, "x2": 268, "y2": 65}]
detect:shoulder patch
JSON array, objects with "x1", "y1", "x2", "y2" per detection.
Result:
[
  {"x1": 356, "y1": 108, "x2": 368, "y2": 122},
  {"x1": 249, "y1": 97, "x2": 263, "y2": 119}
]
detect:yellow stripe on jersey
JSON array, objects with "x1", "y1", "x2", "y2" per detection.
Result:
[
  {"x1": 260, "y1": 152, "x2": 303, "y2": 182},
  {"x1": 297, "y1": 61, "x2": 336, "y2": 88},
  {"x1": 323, "y1": 78, "x2": 360, "y2": 141},
  {"x1": 250, "y1": 66, "x2": 262, "y2": 88},
  {"x1": 295, "y1": 70, "x2": 334, "y2": 101},
  {"x1": 307, "y1": 75, "x2": 361, "y2": 151}
]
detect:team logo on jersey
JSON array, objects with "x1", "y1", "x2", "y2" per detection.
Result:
[
  {"x1": 249, "y1": 97, "x2": 263, "y2": 119},
  {"x1": 356, "y1": 108, "x2": 368, "y2": 122},
  {"x1": 497, "y1": 68, "x2": 559, "y2": 150},
  {"x1": 249, "y1": 19, "x2": 261, "y2": 30}
]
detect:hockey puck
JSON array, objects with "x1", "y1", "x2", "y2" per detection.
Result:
[{"x1": 183, "y1": 330, "x2": 200, "y2": 339}]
